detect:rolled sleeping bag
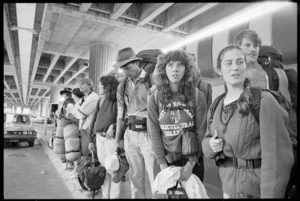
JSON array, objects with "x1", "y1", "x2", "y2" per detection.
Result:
[
  {"x1": 55, "y1": 126, "x2": 64, "y2": 138},
  {"x1": 53, "y1": 136, "x2": 65, "y2": 154},
  {"x1": 57, "y1": 118, "x2": 72, "y2": 127},
  {"x1": 63, "y1": 124, "x2": 79, "y2": 139},
  {"x1": 65, "y1": 137, "x2": 81, "y2": 162}
]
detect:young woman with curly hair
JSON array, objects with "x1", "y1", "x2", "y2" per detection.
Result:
[
  {"x1": 201, "y1": 45, "x2": 293, "y2": 198},
  {"x1": 87, "y1": 75, "x2": 122, "y2": 199},
  {"x1": 147, "y1": 49, "x2": 207, "y2": 182}
]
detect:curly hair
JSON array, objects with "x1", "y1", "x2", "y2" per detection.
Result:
[
  {"x1": 99, "y1": 75, "x2": 119, "y2": 101},
  {"x1": 154, "y1": 49, "x2": 195, "y2": 107}
]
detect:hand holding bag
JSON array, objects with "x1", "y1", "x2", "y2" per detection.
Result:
[{"x1": 153, "y1": 181, "x2": 188, "y2": 199}]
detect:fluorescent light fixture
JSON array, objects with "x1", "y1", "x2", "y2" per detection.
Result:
[
  {"x1": 162, "y1": 2, "x2": 294, "y2": 52},
  {"x1": 16, "y1": 3, "x2": 36, "y2": 104}
]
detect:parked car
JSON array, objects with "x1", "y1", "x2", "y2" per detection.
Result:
[
  {"x1": 4, "y1": 113, "x2": 37, "y2": 147},
  {"x1": 41, "y1": 118, "x2": 53, "y2": 124}
]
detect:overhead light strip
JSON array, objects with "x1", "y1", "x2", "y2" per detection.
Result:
[{"x1": 162, "y1": 2, "x2": 294, "y2": 52}]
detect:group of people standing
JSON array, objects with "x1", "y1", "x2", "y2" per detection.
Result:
[{"x1": 54, "y1": 29, "x2": 295, "y2": 199}]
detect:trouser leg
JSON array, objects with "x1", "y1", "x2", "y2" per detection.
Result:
[{"x1": 124, "y1": 129, "x2": 146, "y2": 198}]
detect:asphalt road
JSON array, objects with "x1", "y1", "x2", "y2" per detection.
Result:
[{"x1": 3, "y1": 141, "x2": 73, "y2": 199}]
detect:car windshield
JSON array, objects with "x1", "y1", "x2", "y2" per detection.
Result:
[{"x1": 5, "y1": 114, "x2": 30, "y2": 125}]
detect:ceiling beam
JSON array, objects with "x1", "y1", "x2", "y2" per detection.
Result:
[
  {"x1": 16, "y1": 4, "x2": 37, "y2": 106},
  {"x1": 79, "y1": 3, "x2": 92, "y2": 13},
  {"x1": 3, "y1": 5, "x2": 15, "y2": 66},
  {"x1": 30, "y1": 88, "x2": 41, "y2": 108},
  {"x1": 110, "y1": 3, "x2": 132, "y2": 20},
  {"x1": 162, "y1": 3, "x2": 218, "y2": 33},
  {"x1": 34, "y1": 88, "x2": 51, "y2": 106},
  {"x1": 13, "y1": 74, "x2": 24, "y2": 106},
  {"x1": 28, "y1": 4, "x2": 48, "y2": 105},
  {"x1": 42, "y1": 54, "x2": 60, "y2": 82},
  {"x1": 48, "y1": 3, "x2": 183, "y2": 41},
  {"x1": 4, "y1": 64, "x2": 17, "y2": 76},
  {"x1": 42, "y1": 50, "x2": 88, "y2": 60},
  {"x1": 4, "y1": 94, "x2": 15, "y2": 106},
  {"x1": 138, "y1": 3, "x2": 174, "y2": 26},
  {"x1": 64, "y1": 64, "x2": 89, "y2": 85},
  {"x1": 4, "y1": 80, "x2": 10, "y2": 90},
  {"x1": 4, "y1": 89, "x2": 19, "y2": 94},
  {"x1": 53, "y1": 57, "x2": 78, "y2": 84}
]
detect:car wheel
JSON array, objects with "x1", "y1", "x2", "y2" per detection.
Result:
[
  {"x1": 28, "y1": 141, "x2": 35, "y2": 147},
  {"x1": 4, "y1": 141, "x2": 9, "y2": 147}
]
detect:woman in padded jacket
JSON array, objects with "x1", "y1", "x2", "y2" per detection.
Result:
[{"x1": 201, "y1": 45, "x2": 293, "y2": 198}]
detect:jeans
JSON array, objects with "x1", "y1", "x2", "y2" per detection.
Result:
[
  {"x1": 96, "y1": 135, "x2": 122, "y2": 199},
  {"x1": 124, "y1": 129, "x2": 160, "y2": 198}
]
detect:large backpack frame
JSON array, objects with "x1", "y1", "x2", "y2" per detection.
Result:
[{"x1": 258, "y1": 45, "x2": 297, "y2": 108}]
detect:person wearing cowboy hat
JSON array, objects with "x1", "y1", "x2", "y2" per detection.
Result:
[
  {"x1": 57, "y1": 87, "x2": 75, "y2": 119},
  {"x1": 114, "y1": 47, "x2": 159, "y2": 198}
]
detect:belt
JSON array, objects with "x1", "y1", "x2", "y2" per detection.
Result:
[
  {"x1": 65, "y1": 150, "x2": 80, "y2": 154},
  {"x1": 95, "y1": 132, "x2": 106, "y2": 137},
  {"x1": 216, "y1": 157, "x2": 261, "y2": 169}
]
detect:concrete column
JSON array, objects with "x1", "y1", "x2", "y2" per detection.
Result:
[
  {"x1": 89, "y1": 42, "x2": 115, "y2": 94},
  {"x1": 40, "y1": 97, "x2": 49, "y2": 118},
  {"x1": 50, "y1": 86, "x2": 64, "y2": 104},
  {"x1": 37, "y1": 102, "x2": 42, "y2": 117}
]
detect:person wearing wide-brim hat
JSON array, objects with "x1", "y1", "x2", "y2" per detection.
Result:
[
  {"x1": 60, "y1": 87, "x2": 72, "y2": 95},
  {"x1": 113, "y1": 47, "x2": 142, "y2": 69},
  {"x1": 114, "y1": 47, "x2": 159, "y2": 198},
  {"x1": 58, "y1": 87, "x2": 75, "y2": 120}
]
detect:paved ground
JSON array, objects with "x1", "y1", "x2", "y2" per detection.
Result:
[
  {"x1": 35, "y1": 124, "x2": 223, "y2": 199},
  {"x1": 4, "y1": 142, "x2": 72, "y2": 199}
]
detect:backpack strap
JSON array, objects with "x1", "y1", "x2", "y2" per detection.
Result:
[
  {"x1": 195, "y1": 76, "x2": 212, "y2": 109},
  {"x1": 249, "y1": 87, "x2": 262, "y2": 124},
  {"x1": 208, "y1": 93, "x2": 226, "y2": 132},
  {"x1": 121, "y1": 77, "x2": 128, "y2": 121},
  {"x1": 274, "y1": 68, "x2": 291, "y2": 103}
]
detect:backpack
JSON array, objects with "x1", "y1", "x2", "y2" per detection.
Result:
[
  {"x1": 209, "y1": 87, "x2": 297, "y2": 148},
  {"x1": 258, "y1": 45, "x2": 297, "y2": 108},
  {"x1": 76, "y1": 152, "x2": 106, "y2": 199}
]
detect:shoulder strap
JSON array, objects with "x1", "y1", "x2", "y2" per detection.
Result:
[
  {"x1": 249, "y1": 87, "x2": 262, "y2": 124},
  {"x1": 208, "y1": 93, "x2": 226, "y2": 129},
  {"x1": 195, "y1": 77, "x2": 212, "y2": 109},
  {"x1": 144, "y1": 77, "x2": 152, "y2": 91},
  {"x1": 154, "y1": 89, "x2": 163, "y2": 113},
  {"x1": 121, "y1": 77, "x2": 128, "y2": 121},
  {"x1": 274, "y1": 68, "x2": 291, "y2": 103}
]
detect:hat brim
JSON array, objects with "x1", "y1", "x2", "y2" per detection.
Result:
[
  {"x1": 113, "y1": 57, "x2": 142, "y2": 68},
  {"x1": 60, "y1": 90, "x2": 71, "y2": 95}
]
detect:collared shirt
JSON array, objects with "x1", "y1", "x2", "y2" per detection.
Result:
[
  {"x1": 117, "y1": 69, "x2": 148, "y2": 119},
  {"x1": 71, "y1": 91, "x2": 99, "y2": 129}
]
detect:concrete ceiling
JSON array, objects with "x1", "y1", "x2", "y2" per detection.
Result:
[{"x1": 4, "y1": 2, "x2": 257, "y2": 108}]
